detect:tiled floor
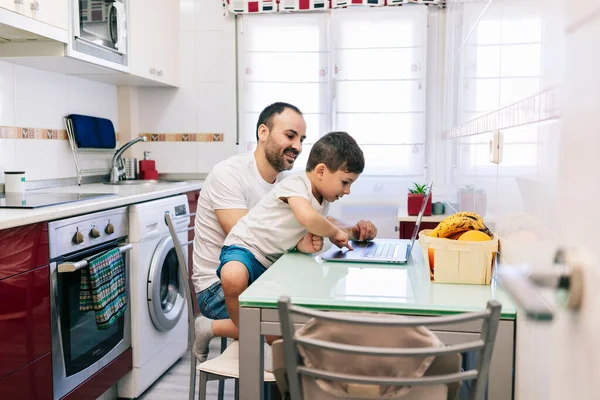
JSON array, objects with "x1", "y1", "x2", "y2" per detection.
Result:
[{"x1": 137, "y1": 340, "x2": 236, "y2": 400}]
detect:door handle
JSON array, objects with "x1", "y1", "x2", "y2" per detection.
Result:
[
  {"x1": 30, "y1": 0, "x2": 39, "y2": 11},
  {"x1": 497, "y1": 247, "x2": 585, "y2": 321}
]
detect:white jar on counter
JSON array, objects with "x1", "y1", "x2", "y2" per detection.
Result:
[{"x1": 4, "y1": 171, "x2": 26, "y2": 193}]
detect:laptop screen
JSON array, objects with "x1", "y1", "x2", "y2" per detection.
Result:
[{"x1": 408, "y1": 181, "x2": 433, "y2": 247}]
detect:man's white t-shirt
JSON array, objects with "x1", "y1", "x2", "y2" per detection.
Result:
[
  {"x1": 224, "y1": 173, "x2": 330, "y2": 268},
  {"x1": 192, "y1": 152, "x2": 277, "y2": 293}
]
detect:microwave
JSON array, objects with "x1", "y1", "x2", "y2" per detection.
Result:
[{"x1": 72, "y1": 0, "x2": 128, "y2": 67}]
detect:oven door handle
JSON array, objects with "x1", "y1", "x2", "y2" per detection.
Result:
[{"x1": 57, "y1": 243, "x2": 132, "y2": 273}]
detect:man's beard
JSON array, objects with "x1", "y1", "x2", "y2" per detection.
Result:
[{"x1": 264, "y1": 140, "x2": 299, "y2": 173}]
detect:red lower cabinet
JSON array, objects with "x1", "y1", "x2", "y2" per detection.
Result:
[
  {"x1": 399, "y1": 221, "x2": 440, "y2": 239},
  {"x1": 0, "y1": 265, "x2": 50, "y2": 380},
  {"x1": 62, "y1": 348, "x2": 132, "y2": 400},
  {"x1": 0, "y1": 222, "x2": 48, "y2": 280},
  {"x1": 0, "y1": 354, "x2": 53, "y2": 400}
]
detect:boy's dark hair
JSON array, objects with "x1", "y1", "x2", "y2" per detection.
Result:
[
  {"x1": 256, "y1": 102, "x2": 303, "y2": 141},
  {"x1": 306, "y1": 131, "x2": 364, "y2": 174}
]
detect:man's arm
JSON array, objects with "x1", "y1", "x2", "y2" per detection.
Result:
[
  {"x1": 215, "y1": 209, "x2": 248, "y2": 236},
  {"x1": 327, "y1": 216, "x2": 378, "y2": 241}
]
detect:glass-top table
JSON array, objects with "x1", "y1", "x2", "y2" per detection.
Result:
[
  {"x1": 240, "y1": 246, "x2": 516, "y2": 319},
  {"x1": 238, "y1": 243, "x2": 516, "y2": 400}
]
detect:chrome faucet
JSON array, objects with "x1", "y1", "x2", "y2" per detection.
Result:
[{"x1": 110, "y1": 136, "x2": 147, "y2": 183}]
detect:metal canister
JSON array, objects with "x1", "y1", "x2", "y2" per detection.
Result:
[{"x1": 123, "y1": 157, "x2": 137, "y2": 180}]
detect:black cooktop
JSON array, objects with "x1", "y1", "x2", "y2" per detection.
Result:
[{"x1": 0, "y1": 192, "x2": 118, "y2": 209}]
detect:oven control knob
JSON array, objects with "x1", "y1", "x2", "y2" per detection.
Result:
[
  {"x1": 105, "y1": 223, "x2": 115, "y2": 235},
  {"x1": 90, "y1": 228, "x2": 100, "y2": 238},
  {"x1": 72, "y1": 231, "x2": 84, "y2": 244}
]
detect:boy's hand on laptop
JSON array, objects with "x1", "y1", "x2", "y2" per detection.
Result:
[
  {"x1": 330, "y1": 230, "x2": 353, "y2": 251},
  {"x1": 350, "y1": 220, "x2": 378, "y2": 241},
  {"x1": 296, "y1": 233, "x2": 324, "y2": 253}
]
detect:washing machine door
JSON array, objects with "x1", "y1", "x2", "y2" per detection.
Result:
[{"x1": 147, "y1": 235, "x2": 185, "y2": 331}]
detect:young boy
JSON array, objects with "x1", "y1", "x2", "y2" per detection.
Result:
[{"x1": 194, "y1": 131, "x2": 365, "y2": 359}]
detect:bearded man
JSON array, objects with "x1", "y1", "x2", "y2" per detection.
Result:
[{"x1": 192, "y1": 102, "x2": 377, "y2": 361}]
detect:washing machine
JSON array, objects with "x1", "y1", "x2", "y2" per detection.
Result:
[{"x1": 118, "y1": 195, "x2": 190, "y2": 398}]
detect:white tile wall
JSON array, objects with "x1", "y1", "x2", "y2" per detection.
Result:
[
  {"x1": 132, "y1": 0, "x2": 238, "y2": 174},
  {"x1": 14, "y1": 66, "x2": 68, "y2": 129},
  {"x1": 0, "y1": 61, "x2": 15, "y2": 126},
  {"x1": 0, "y1": 62, "x2": 119, "y2": 183}
]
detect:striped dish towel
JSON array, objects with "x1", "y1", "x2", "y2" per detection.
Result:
[{"x1": 80, "y1": 247, "x2": 127, "y2": 330}]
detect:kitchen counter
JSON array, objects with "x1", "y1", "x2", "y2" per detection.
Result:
[{"x1": 0, "y1": 181, "x2": 203, "y2": 230}]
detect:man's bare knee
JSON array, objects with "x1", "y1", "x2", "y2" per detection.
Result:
[{"x1": 220, "y1": 262, "x2": 249, "y2": 297}]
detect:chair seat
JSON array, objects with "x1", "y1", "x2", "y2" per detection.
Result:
[{"x1": 198, "y1": 340, "x2": 276, "y2": 382}]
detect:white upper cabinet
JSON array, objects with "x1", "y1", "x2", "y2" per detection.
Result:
[
  {"x1": 0, "y1": 0, "x2": 25, "y2": 14},
  {"x1": 0, "y1": 0, "x2": 68, "y2": 42},
  {"x1": 23, "y1": 0, "x2": 68, "y2": 30},
  {"x1": 128, "y1": 0, "x2": 179, "y2": 87}
]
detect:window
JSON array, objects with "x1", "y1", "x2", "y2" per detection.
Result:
[
  {"x1": 457, "y1": 9, "x2": 543, "y2": 175},
  {"x1": 236, "y1": 6, "x2": 429, "y2": 178}
]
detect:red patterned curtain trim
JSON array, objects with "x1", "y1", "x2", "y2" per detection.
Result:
[{"x1": 223, "y1": 0, "x2": 444, "y2": 14}]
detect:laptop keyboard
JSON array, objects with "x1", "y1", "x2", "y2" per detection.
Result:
[{"x1": 364, "y1": 243, "x2": 399, "y2": 259}]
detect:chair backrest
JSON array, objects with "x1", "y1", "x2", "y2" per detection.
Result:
[
  {"x1": 165, "y1": 211, "x2": 199, "y2": 400},
  {"x1": 164, "y1": 210, "x2": 199, "y2": 339},
  {"x1": 277, "y1": 296, "x2": 501, "y2": 400}
]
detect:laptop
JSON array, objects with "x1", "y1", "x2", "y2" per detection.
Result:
[{"x1": 321, "y1": 181, "x2": 433, "y2": 264}]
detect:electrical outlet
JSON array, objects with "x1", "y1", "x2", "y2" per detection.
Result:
[{"x1": 489, "y1": 131, "x2": 503, "y2": 164}]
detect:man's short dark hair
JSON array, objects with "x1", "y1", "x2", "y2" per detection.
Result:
[
  {"x1": 306, "y1": 131, "x2": 364, "y2": 174},
  {"x1": 256, "y1": 102, "x2": 303, "y2": 141}
]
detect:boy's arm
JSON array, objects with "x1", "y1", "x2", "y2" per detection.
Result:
[
  {"x1": 295, "y1": 233, "x2": 324, "y2": 254},
  {"x1": 285, "y1": 196, "x2": 352, "y2": 249},
  {"x1": 286, "y1": 196, "x2": 340, "y2": 237}
]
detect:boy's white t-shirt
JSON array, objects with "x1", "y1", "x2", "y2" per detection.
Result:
[
  {"x1": 192, "y1": 152, "x2": 278, "y2": 293},
  {"x1": 224, "y1": 173, "x2": 330, "y2": 268}
]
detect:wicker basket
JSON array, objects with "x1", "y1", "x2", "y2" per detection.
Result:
[{"x1": 418, "y1": 229, "x2": 498, "y2": 285}]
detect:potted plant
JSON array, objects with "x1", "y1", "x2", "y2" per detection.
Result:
[{"x1": 408, "y1": 182, "x2": 432, "y2": 216}]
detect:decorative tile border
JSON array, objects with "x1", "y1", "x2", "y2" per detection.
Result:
[
  {"x1": 0, "y1": 126, "x2": 68, "y2": 140},
  {"x1": 0, "y1": 126, "x2": 222, "y2": 143},
  {"x1": 138, "y1": 133, "x2": 224, "y2": 142}
]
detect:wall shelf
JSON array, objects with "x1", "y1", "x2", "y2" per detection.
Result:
[{"x1": 443, "y1": 87, "x2": 562, "y2": 140}]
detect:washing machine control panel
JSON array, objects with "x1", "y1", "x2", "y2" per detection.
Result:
[{"x1": 174, "y1": 204, "x2": 187, "y2": 216}]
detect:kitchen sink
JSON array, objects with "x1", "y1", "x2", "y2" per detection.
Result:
[{"x1": 103, "y1": 180, "x2": 187, "y2": 186}]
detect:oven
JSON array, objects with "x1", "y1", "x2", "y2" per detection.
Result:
[
  {"x1": 72, "y1": 0, "x2": 128, "y2": 67},
  {"x1": 49, "y1": 207, "x2": 131, "y2": 400}
]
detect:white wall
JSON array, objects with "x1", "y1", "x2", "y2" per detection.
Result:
[
  {"x1": 0, "y1": 62, "x2": 118, "y2": 182},
  {"x1": 128, "y1": 0, "x2": 238, "y2": 174},
  {"x1": 442, "y1": 0, "x2": 565, "y2": 398}
]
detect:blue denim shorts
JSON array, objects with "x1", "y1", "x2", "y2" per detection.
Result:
[
  {"x1": 196, "y1": 281, "x2": 229, "y2": 320},
  {"x1": 216, "y1": 245, "x2": 267, "y2": 286}
]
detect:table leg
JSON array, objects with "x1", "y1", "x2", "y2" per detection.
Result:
[
  {"x1": 239, "y1": 307, "x2": 263, "y2": 400},
  {"x1": 488, "y1": 320, "x2": 515, "y2": 400}
]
